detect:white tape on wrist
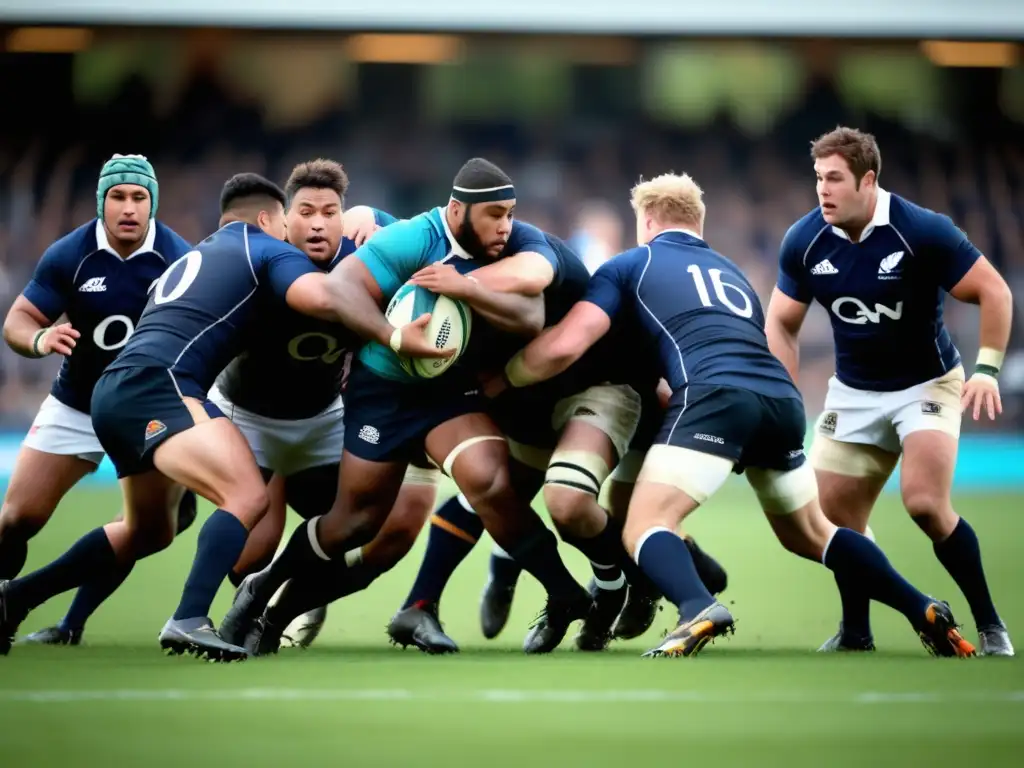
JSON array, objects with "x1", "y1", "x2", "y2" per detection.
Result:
[{"x1": 389, "y1": 327, "x2": 402, "y2": 353}]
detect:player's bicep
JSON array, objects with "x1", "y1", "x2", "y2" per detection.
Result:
[
  {"x1": 948, "y1": 255, "x2": 1009, "y2": 306},
  {"x1": 351, "y1": 226, "x2": 415, "y2": 298},
  {"x1": 775, "y1": 229, "x2": 814, "y2": 303},
  {"x1": 766, "y1": 287, "x2": 810, "y2": 335},
  {"x1": 5, "y1": 294, "x2": 54, "y2": 329},
  {"x1": 583, "y1": 260, "x2": 629, "y2": 318},
  {"x1": 267, "y1": 250, "x2": 321, "y2": 300},
  {"x1": 472, "y1": 251, "x2": 554, "y2": 296},
  {"x1": 535, "y1": 300, "x2": 612, "y2": 364},
  {"x1": 332, "y1": 254, "x2": 386, "y2": 305},
  {"x1": 929, "y1": 215, "x2": 983, "y2": 291},
  {"x1": 284, "y1": 272, "x2": 335, "y2": 319},
  {"x1": 22, "y1": 246, "x2": 72, "y2": 321}
]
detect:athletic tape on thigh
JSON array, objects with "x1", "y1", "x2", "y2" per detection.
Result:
[
  {"x1": 553, "y1": 384, "x2": 642, "y2": 459},
  {"x1": 544, "y1": 450, "x2": 611, "y2": 497},
  {"x1": 442, "y1": 435, "x2": 506, "y2": 477},
  {"x1": 635, "y1": 444, "x2": 734, "y2": 504},
  {"x1": 745, "y1": 463, "x2": 819, "y2": 516},
  {"x1": 403, "y1": 464, "x2": 441, "y2": 486},
  {"x1": 809, "y1": 435, "x2": 897, "y2": 479}
]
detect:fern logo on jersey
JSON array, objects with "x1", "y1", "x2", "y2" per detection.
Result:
[{"x1": 878, "y1": 251, "x2": 904, "y2": 280}]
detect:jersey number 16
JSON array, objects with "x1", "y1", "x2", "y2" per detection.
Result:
[{"x1": 686, "y1": 265, "x2": 753, "y2": 318}]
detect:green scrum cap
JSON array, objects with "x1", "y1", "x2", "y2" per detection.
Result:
[{"x1": 96, "y1": 153, "x2": 158, "y2": 219}]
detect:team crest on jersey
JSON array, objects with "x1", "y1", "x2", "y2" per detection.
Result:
[
  {"x1": 144, "y1": 420, "x2": 167, "y2": 440},
  {"x1": 921, "y1": 401, "x2": 942, "y2": 416},
  {"x1": 819, "y1": 411, "x2": 838, "y2": 434},
  {"x1": 878, "y1": 251, "x2": 904, "y2": 280}
]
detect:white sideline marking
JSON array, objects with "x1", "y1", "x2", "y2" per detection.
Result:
[{"x1": 1, "y1": 689, "x2": 1022, "y2": 704}]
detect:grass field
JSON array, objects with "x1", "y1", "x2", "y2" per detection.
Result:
[{"x1": 1, "y1": 480, "x2": 1022, "y2": 767}]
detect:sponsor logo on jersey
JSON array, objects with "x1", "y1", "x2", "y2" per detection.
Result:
[
  {"x1": 811, "y1": 259, "x2": 839, "y2": 276},
  {"x1": 831, "y1": 297, "x2": 903, "y2": 325},
  {"x1": 878, "y1": 251, "x2": 904, "y2": 281},
  {"x1": 819, "y1": 411, "x2": 838, "y2": 435},
  {"x1": 693, "y1": 433, "x2": 725, "y2": 445},
  {"x1": 144, "y1": 420, "x2": 167, "y2": 440},
  {"x1": 79, "y1": 276, "x2": 107, "y2": 293}
]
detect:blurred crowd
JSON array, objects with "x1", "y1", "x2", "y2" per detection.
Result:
[{"x1": 1, "y1": 71, "x2": 1022, "y2": 430}]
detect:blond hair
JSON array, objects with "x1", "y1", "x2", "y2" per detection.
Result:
[{"x1": 630, "y1": 173, "x2": 705, "y2": 230}]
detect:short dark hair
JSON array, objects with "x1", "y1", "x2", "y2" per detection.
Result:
[
  {"x1": 285, "y1": 159, "x2": 349, "y2": 207},
  {"x1": 219, "y1": 173, "x2": 286, "y2": 214},
  {"x1": 811, "y1": 126, "x2": 882, "y2": 187},
  {"x1": 452, "y1": 157, "x2": 512, "y2": 191}
]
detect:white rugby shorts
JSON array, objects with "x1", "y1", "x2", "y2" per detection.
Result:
[
  {"x1": 208, "y1": 384, "x2": 345, "y2": 477},
  {"x1": 552, "y1": 383, "x2": 643, "y2": 460},
  {"x1": 812, "y1": 365, "x2": 965, "y2": 456},
  {"x1": 23, "y1": 395, "x2": 105, "y2": 465}
]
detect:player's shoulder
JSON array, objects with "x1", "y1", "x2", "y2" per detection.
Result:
[
  {"x1": 509, "y1": 219, "x2": 547, "y2": 245},
  {"x1": 885, "y1": 191, "x2": 960, "y2": 243},
  {"x1": 377, "y1": 208, "x2": 442, "y2": 250},
  {"x1": 781, "y1": 208, "x2": 829, "y2": 255},
  {"x1": 152, "y1": 221, "x2": 193, "y2": 260},
  {"x1": 42, "y1": 219, "x2": 101, "y2": 264},
  {"x1": 603, "y1": 244, "x2": 649, "y2": 273}
]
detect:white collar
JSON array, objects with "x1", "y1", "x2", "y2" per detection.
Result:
[
  {"x1": 95, "y1": 218, "x2": 157, "y2": 260},
  {"x1": 655, "y1": 227, "x2": 704, "y2": 241},
  {"x1": 436, "y1": 207, "x2": 474, "y2": 260},
  {"x1": 830, "y1": 188, "x2": 891, "y2": 242}
]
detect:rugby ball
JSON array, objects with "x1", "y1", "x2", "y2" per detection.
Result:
[{"x1": 384, "y1": 282, "x2": 472, "y2": 379}]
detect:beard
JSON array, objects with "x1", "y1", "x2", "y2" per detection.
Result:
[{"x1": 455, "y1": 205, "x2": 495, "y2": 260}]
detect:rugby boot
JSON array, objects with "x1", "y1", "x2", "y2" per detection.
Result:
[
  {"x1": 158, "y1": 617, "x2": 248, "y2": 662},
  {"x1": 643, "y1": 601, "x2": 736, "y2": 658},
  {"x1": 480, "y1": 574, "x2": 517, "y2": 640},
  {"x1": 21, "y1": 625, "x2": 83, "y2": 646},
  {"x1": 817, "y1": 622, "x2": 875, "y2": 652},
  {"x1": 611, "y1": 579, "x2": 662, "y2": 640},
  {"x1": 219, "y1": 572, "x2": 267, "y2": 647},
  {"x1": 0, "y1": 580, "x2": 25, "y2": 656},
  {"x1": 978, "y1": 623, "x2": 1014, "y2": 657},
  {"x1": 575, "y1": 579, "x2": 627, "y2": 652},
  {"x1": 280, "y1": 605, "x2": 328, "y2": 649},
  {"x1": 523, "y1": 590, "x2": 591, "y2": 654},
  {"x1": 916, "y1": 600, "x2": 975, "y2": 658},
  {"x1": 387, "y1": 602, "x2": 459, "y2": 654},
  {"x1": 684, "y1": 536, "x2": 728, "y2": 596},
  {"x1": 244, "y1": 614, "x2": 285, "y2": 657}
]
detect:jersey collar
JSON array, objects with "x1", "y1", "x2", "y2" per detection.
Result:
[
  {"x1": 654, "y1": 227, "x2": 704, "y2": 241},
  {"x1": 830, "y1": 188, "x2": 891, "y2": 242},
  {"x1": 435, "y1": 207, "x2": 474, "y2": 260},
  {"x1": 94, "y1": 218, "x2": 158, "y2": 260}
]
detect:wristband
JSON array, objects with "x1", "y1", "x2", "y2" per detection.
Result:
[
  {"x1": 388, "y1": 327, "x2": 402, "y2": 353},
  {"x1": 31, "y1": 328, "x2": 49, "y2": 357},
  {"x1": 504, "y1": 353, "x2": 540, "y2": 388},
  {"x1": 976, "y1": 347, "x2": 1003, "y2": 378}
]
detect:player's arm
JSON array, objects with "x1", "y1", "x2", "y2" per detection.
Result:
[
  {"x1": 343, "y1": 206, "x2": 399, "y2": 246},
  {"x1": 765, "y1": 227, "x2": 814, "y2": 383},
  {"x1": 3, "y1": 242, "x2": 80, "y2": 358},
  {"x1": 936, "y1": 219, "x2": 1013, "y2": 420},
  {"x1": 502, "y1": 255, "x2": 626, "y2": 386}
]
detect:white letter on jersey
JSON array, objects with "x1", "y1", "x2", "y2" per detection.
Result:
[
  {"x1": 288, "y1": 332, "x2": 345, "y2": 364},
  {"x1": 92, "y1": 314, "x2": 134, "y2": 351},
  {"x1": 153, "y1": 250, "x2": 203, "y2": 305},
  {"x1": 687, "y1": 265, "x2": 754, "y2": 318},
  {"x1": 831, "y1": 297, "x2": 903, "y2": 325}
]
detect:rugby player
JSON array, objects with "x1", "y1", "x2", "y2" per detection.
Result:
[
  {"x1": 495, "y1": 172, "x2": 975, "y2": 658},
  {"x1": 208, "y1": 159, "x2": 440, "y2": 648},
  {"x1": 0, "y1": 155, "x2": 197, "y2": 646},
  {"x1": 765, "y1": 126, "x2": 1013, "y2": 656},
  {"x1": 222, "y1": 158, "x2": 594, "y2": 656},
  {"x1": 0, "y1": 172, "x2": 447, "y2": 659}
]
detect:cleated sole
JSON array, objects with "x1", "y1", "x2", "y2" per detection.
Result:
[
  {"x1": 643, "y1": 618, "x2": 735, "y2": 659},
  {"x1": 918, "y1": 603, "x2": 976, "y2": 659}
]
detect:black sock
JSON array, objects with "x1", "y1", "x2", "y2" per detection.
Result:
[
  {"x1": 0, "y1": 535, "x2": 28, "y2": 580},
  {"x1": 635, "y1": 528, "x2": 714, "y2": 621},
  {"x1": 59, "y1": 561, "x2": 136, "y2": 633},
  {"x1": 488, "y1": 547, "x2": 522, "y2": 586},
  {"x1": 266, "y1": 563, "x2": 379, "y2": 628},
  {"x1": 228, "y1": 569, "x2": 245, "y2": 589},
  {"x1": 507, "y1": 528, "x2": 584, "y2": 601},
  {"x1": 249, "y1": 516, "x2": 336, "y2": 613},
  {"x1": 8, "y1": 528, "x2": 119, "y2": 614},
  {"x1": 562, "y1": 522, "x2": 626, "y2": 591},
  {"x1": 933, "y1": 517, "x2": 1000, "y2": 628},
  {"x1": 832, "y1": 570, "x2": 872, "y2": 639},
  {"x1": 172, "y1": 510, "x2": 248, "y2": 621},
  {"x1": 402, "y1": 496, "x2": 483, "y2": 609},
  {"x1": 824, "y1": 528, "x2": 928, "y2": 627}
]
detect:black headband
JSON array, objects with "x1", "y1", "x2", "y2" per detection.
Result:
[{"x1": 451, "y1": 183, "x2": 516, "y2": 204}]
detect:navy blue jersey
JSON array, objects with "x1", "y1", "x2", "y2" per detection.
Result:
[
  {"x1": 109, "y1": 222, "x2": 321, "y2": 400},
  {"x1": 585, "y1": 230, "x2": 798, "y2": 399},
  {"x1": 21, "y1": 219, "x2": 192, "y2": 413},
  {"x1": 778, "y1": 190, "x2": 981, "y2": 391},
  {"x1": 217, "y1": 209, "x2": 397, "y2": 419}
]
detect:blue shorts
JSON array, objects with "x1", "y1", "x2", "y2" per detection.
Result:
[
  {"x1": 658, "y1": 384, "x2": 806, "y2": 473},
  {"x1": 343, "y1": 360, "x2": 486, "y2": 463},
  {"x1": 488, "y1": 377, "x2": 570, "y2": 451},
  {"x1": 91, "y1": 366, "x2": 223, "y2": 479},
  {"x1": 628, "y1": 388, "x2": 663, "y2": 455}
]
